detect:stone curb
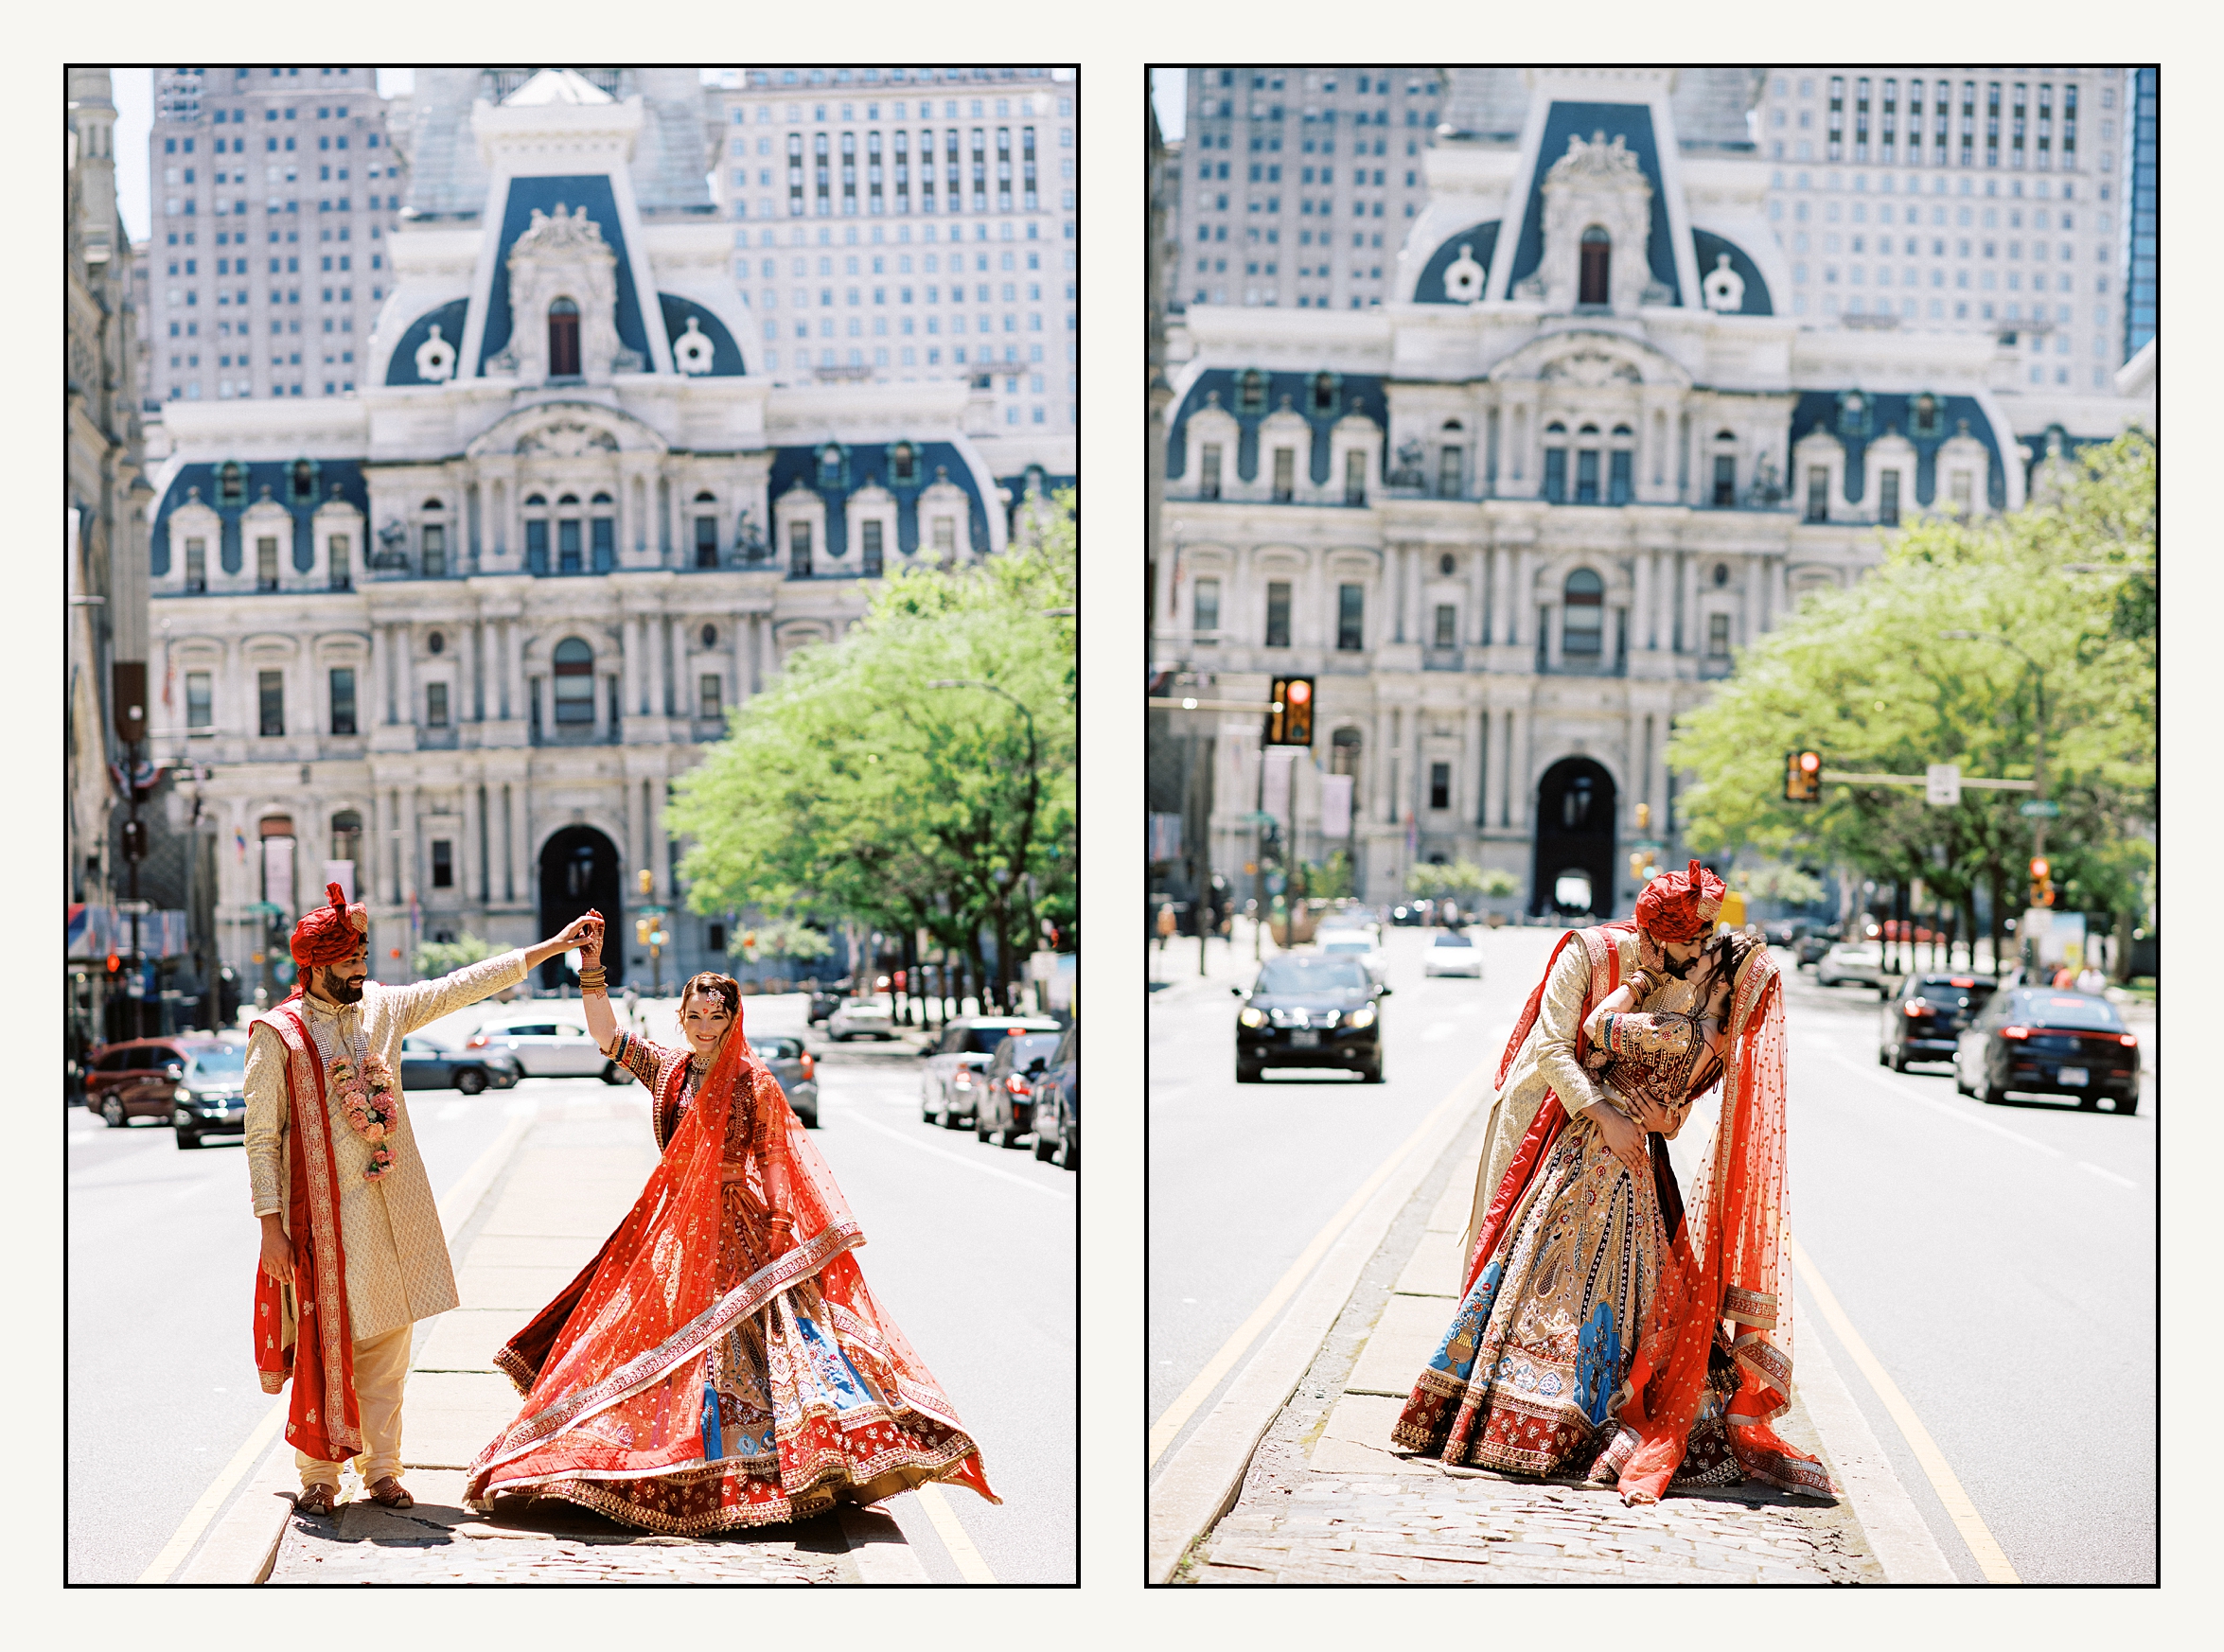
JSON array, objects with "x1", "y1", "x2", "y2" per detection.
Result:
[{"x1": 1145, "y1": 1052, "x2": 1498, "y2": 1584}]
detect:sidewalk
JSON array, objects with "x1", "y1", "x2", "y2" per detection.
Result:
[
  {"x1": 190, "y1": 1088, "x2": 923, "y2": 1583},
  {"x1": 1148, "y1": 917, "x2": 1269, "y2": 999},
  {"x1": 1175, "y1": 1106, "x2": 1885, "y2": 1585}
]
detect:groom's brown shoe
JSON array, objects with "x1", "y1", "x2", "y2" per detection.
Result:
[
  {"x1": 364, "y1": 1476, "x2": 415, "y2": 1510},
  {"x1": 294, "y1": 1484, "x2": 339, "y2": 1517}
]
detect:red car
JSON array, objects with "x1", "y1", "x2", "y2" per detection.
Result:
[{"x1": 84, "y1": 1034, "x2": 248, "y2": 1145}]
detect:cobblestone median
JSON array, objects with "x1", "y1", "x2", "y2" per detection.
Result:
[
  {"x1": 1181, "y1": 1108, "x2": 1883, "y2": 1585},
  {"x1": 267, "y1": 1470, "x2": 855, "y2": 1585}
]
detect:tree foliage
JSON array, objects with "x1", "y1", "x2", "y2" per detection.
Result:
[
  {"x1": 733, "y1": 918, "x2": 833, "y2": 965},
  {"x1": 414, "y1": 930, "x2": 498, "y2": 979},
  {"x1": 1407, "y1": 858, "x2": 1520, "y2": 900},
  {"x1": 1669, "y1": 432, "x2": 2153, "y2": 928},
  {"x1": 671, "y1": 494, "x2": 1076, "y2": 996}
]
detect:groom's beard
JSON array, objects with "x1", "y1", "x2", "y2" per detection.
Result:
[{"x1": 320, "y1": 966, "x2": 367, "y2": 1005}]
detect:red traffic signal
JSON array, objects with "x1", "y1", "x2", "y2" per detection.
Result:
[
  {"x1": 2028, "y1": 856, "x2": 2055, "y2": 908},
  {"x1": 2028, "y1": 856, "x2": 2050, "y2": 881},
  {"x1": 1783, "y1": 750, "x2": 1823, "y2": 804},
  {"x1": 104, "y1": 952, "x2": 122, "y2": 975},
  {"x1": 1266, "y1": 677, "x2": 1315, "y2": 747}
]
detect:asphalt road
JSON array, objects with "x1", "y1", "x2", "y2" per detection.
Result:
[
  {"x1": 1147, "y1": 923, "x2": 1556, "y2": 1457},
  {"x1": 67, "y1": 997, "x2": 1076, "y2": 1585},
  {"x1": 1148, "y1": 924, "x2": 2156, "y2": 1584}
]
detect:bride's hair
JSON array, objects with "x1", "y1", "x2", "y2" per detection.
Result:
[{"x1": 679, "y1": 972, "x2": 742, "y2": 1020}]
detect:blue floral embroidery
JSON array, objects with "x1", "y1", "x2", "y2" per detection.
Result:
[
  {"x1": 1574, "y1": 1302, "x2": 1622, "y2": 1427},
  {"x1": 1425, "y1": 1259, "x2": 1502, "y2": 1382}
]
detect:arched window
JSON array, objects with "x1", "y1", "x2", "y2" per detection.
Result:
[
  {"x1": 556, "y1": 493, "x2": 583, "y2": 573},
  {"x1": 1610, "y1": 424, "x2": 1635, "y2": 503},
  {"x1": 523, "y1": 493, "x2": 549, "y2": 573},
  {"x1": 420, "y1": 499, "x2": 447, "y2": 577},
  {"x1": 1562, "y1": 568, "x2": 1604, "y2": 656},
  {"x1": 818, "y1": 444, "x2": 844, "y2": 488},
  {"x1": 218, "y1": 461, "x2": 246, "y2": 507},
  {"x1": 1575, "y1": 423, "x2": 1601, "y2": 503},
  {"x1": 1543, "y1": 420, "x2": 1569, "y2": 503},
  {"x1": 1579, "y1": 227, "x2": 1612, "y2": 306},
  {"x1": 548, "y1": 296, "x2": 581, "y2": 378},
  {"x1": 329, "y1": 810, "x2": 362, "y2": 890},
  {"x1": 290, "y1": 459, "x2": 318, "y2": 502},
  {"x1": 891, "y1": 441, "x2": 919, "y2": 485},
  {"x1": 694, "y1": 491, "x2": 720, "y2": 569},
  {"x1": 1237, "y1": 368, "x2": 1268, "y2": 414},
  {"x1": 1311, "y1": 371, "x2": 1340, "y2": 414},
  {"x1": 552, "y1": 637, "x2": 595, "y2": 724},
  {"x1": 1712, "y1": 431, "x2": 1739, "y2": 507}
]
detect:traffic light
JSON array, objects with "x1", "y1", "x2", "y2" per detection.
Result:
[
  {"x1": 637, "y1": 868, "x2": 654, "y2": 897},
  {"x1": 1265, "y1": 676, "x2": 1315, "y2": 747},
  {"x1": 1783, "y1": 750, "x2": 1823, "y2": 804},
  {"x1": 635, "y1": 917, "x2": 652, "y2": 947},
  {"x1": 2029, "y1": 856, "x2": 2055, "y2": 908},
  {"x1": 121, "y1": 818, "x2": 148, "y2": 861}
]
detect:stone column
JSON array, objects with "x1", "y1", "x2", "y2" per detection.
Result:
[
  {"x1": 509, "y1": 780, "x2": 530, "y2": 907},
  {"x1": 502, "y1": 782, "x2": 518, "y2": 903},
  {"x1": 1403, "y1": 546, "x2": 1423, "y2": 646},
  {"x1": 369, "y1": 624, "x2": 390, "y2": 724},
  {"x1": 1678, "y1": 554, "x2": 1699, "y2": 656},
  {"x1": 506, "y1": 618, "x2": 525, "y2": 723},
  {"x1": 1474, "y1": 707, "x2": 1491, "y2": 825},
  {"x1": 731, "y1": 614, "x2": 749, "y2": 708},
  {"x1": 1514, "y1": 549, "x2": 1537, "y2": 646},
  {"x1": 1471, "y1": 550, "x2": 1490, "y2": 647},
  {"x1": 470, "y1": 620, "x2": 486, "y2": 721},
  {"x1": 398, "y1": 782, "x2": 420, "y2": 905},
  {"x1": 1633, "y1": 551, "x2": 1654, "y2": 651},
  {"x1": 647, "y1": 771, "x2": 671, "y2": 898},
  {"x1": 394, "y1": 625, "x2": 414, "y2": 728},
  {"x1": 1742, "y1": 553, "x2": 1761, "y2": 649},
  {"x1": 460, "y1": 776, "x2": 482, "y2": 912},
  {"x1": 1770, "y1": 554, "x2": 1789, "y2": 627},
  {"x1": 1509, "y1": 706, "x2": 1531, "y2": 831},
  {"x1": 622, "y1": 613, "x2": 642, "y2": 716},
  {"x1": 368, "y1": 784, "x2": 389, "y2": 905}
]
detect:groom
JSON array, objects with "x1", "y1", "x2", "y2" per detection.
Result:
[{"x1": 245, "y1": 883, "x2": 594, "y2": 1515}]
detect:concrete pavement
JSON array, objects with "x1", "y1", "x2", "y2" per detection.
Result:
[{"x1": 1160, "y1": 1035, "x2": 1897, "y2": 1586}]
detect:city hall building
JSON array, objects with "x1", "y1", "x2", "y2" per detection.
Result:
[
  {"x1": 146, "y1": 67, "x2": 1072, "y2": 990},
  {"x1": 1152, "y1": 66, "x2": 2142, "y2": 918}
]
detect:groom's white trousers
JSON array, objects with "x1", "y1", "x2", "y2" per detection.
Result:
[{"x1": 296, "y1": 1324, "x2": 413, "y2": 1489}]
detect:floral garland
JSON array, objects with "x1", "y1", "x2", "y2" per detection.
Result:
[{"x1": 328, "y1": 1052, "x2": 399, "y2": 1182}]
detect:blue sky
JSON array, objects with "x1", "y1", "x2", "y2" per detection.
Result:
[{"x1": 1152, "y1": 68, "x2": 1185, "y2": 143}]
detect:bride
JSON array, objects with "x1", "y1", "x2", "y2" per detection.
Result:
[{"x1": 465, "y1": 913, "x2": 997, "y2": 1532}]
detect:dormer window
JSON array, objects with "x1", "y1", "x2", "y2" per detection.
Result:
[
  {"x1": 818, "y1": 444, "x2": 844, "y2": 488},
  {"x1": 1579, "y1": 227, "x2": 1611, "y2": 306},
  {"x1": 891, "y1": 441, "x2": 920, "y2": 485},
  {"x1": 290, "y1": 458, "x2": 317, "y2": 502},
  {"x1": 1911, "y1": 393, "x2": 1944, "y2": 438},
  {"x1": 547, "y1": 296, "x2": 580, "y2": 378},
  {"x1": 1237, "y1": 368, "x2": 1267, "y2": 414},
  {"x1": 1310, "y1": 372, "x2": 1339, "y2": 414}
]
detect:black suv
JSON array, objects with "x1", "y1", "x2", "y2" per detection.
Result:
[
  {"x1": 1879, "y1": 974, "x2": 1996, "y2": 1071},
  {"x1": 1234, "y1": 954, "x2": 1388, "y2": 1083}
]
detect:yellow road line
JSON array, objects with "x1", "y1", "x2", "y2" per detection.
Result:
[
  {"x1": 1149, "y1": 1076, "x2": 1480, "y2": 1468},
  {"x1": 135, "y1": 1397, "x2": 288, "y2": 1584},
  {"x1": 1791, "y1": 1236, "x2": 2021, "y2": 1583},
  {"x1": 913, "y1": 1482, "x2": 997, "y2": 1582}
]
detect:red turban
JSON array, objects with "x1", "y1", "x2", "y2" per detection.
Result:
[
  {"x1": 1634, "y1": 859, "x2": 1725, "y2": 943},
  {"x1": 291, "y1": 881, "x2": 370, "y2": 969}
]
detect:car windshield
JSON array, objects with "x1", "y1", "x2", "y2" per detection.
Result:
[
  {"x1": 994, "y1": 1033, "x2": 1062, "y2": 1069},
  {"x1": 964, "y1": 1025, "x2": 1054, "y2": 1055},
  {"x1": 755, "y1": 1036, "x2": 803, "y2": 1060},
  {"x1": 2009, "y1": 992, "x2": 2125, "y2": 1031},
  {"x1": 1912, "y1": 977, "x2": 1993, "y2": 1011},
  {"x1": 1320, "y1": 940, "x2": 1371, "y2": 953},
  {"x1": 845, "y1": 996, "x2": 891, "y2": 1011},
  {"x1": 1256, "y1": 957, "x2": 1370, "y2": 994},
  {"x1": 1433, "y1": 933, "x2": 1474, "y2": 947},
  {"x1": 186, "y1": 1048, "x2": 246, "y2": 1082}
]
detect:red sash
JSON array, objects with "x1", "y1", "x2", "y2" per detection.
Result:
[
  {"x1": 1460, "y1": 924, "x2": 1629, "y2": 1295},
  {"x1": 250, "y1": 1006, "x2": 362, "y2": 1463}
]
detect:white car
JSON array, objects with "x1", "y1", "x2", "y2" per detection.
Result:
[
  {"x1": 465, "y1": 1010, "x2": 616, "y2": 1080},
  {"x1": 827, "y1": 993, "x2": 898, "y2": 1041},
  {"x1": 1315, "y1": 934, "x2": 1387, "y2": 985},
  {"x1": 1422, "y1": 930, "x2": 1484, "y2": 977},
  {"x1": 1815, "y1": 943, "x2": 1888, "y2": 993}
]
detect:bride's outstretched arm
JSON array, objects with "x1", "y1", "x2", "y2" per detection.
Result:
[{"x1": 575, "y1": 912, "x2": 622, "y2": 1054}]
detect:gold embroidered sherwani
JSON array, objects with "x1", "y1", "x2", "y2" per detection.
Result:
[
  {"x1": 1458, "y1": 930, "x2": 1645, "y2": 1266},
  {"x1": 245, "y1": 950, "x2": 529, "y2": 1341}
]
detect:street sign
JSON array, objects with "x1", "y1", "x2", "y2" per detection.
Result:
[
  {"x1": 1925, "y1": 764, "x2": 1962, "y2": 807},
  {"x1": 2019, "y1": 800, "x2": 2061, "y2": 817}
]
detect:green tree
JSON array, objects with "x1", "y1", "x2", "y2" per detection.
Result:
[
  {"x1": 733, "y1": 917, "x2": 833, "y2": 966},
  {"x1": 1670, "y1": 432, "x2": 2153, "y2": 968},
  {"x1": 413, "y1": 930, "x2": 498, "y2": 980},
  {"x1": 1406, "y1": 859, "x2": 1520, "y2": 901},
  {"x1": 672, "y1": 493, "x2": 1076, "y2": 1006}
]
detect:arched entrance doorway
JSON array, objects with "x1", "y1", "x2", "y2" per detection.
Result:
[
  {"x1": 538, "y1": 825, "x2": 622, "y2": 989},
  {"x1": 1531, "y1": 757, "x2": 1616, "y2": 919}
]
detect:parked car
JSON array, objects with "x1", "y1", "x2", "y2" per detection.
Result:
[
  {"x1": 975, "y1": 1030, "x2": 1065, "y2": 1149},
  {"x1": 827, "y1": 993, "x2": 898, "y2": 1042},
  {"x1": 398, "y1": 1033, "x2": 524, "y2": 1095},
  {"x1": 169, "y1": 1041, "x2": 251, "y2": 1148},
  {"x1": 1030, "y1": 1022, "x2": 1078, "y2": 1169},
  {"x1": 1422, "y1": 930, "x2": 1485, "y2": 978},
  {"x1": 1955, "y1": 988, "x2": 2143, "y2": 1112},
  {"x1": 921, "y1": 1015, "x2": 1063, "y2": 1127},
  {"x1": 1878, "y1": 974, "x2": 1997, "y2": 1071},
  {"x1": 465, "y1": 1011, "x2": 613, "y2": 1079},
  {"x1": 1815, "y1": 942, "x2": 1887, "y2": 993},
  {"x1": 1793, "y1": 927, "x2": 1836, "y2": 968},
  {"x1": 1316, "y1": 932, "x2": 1388, "y2": 985},
  {"x1": 751, "y1": 1034, "x2": 819, "y2": 1129},
  {"x1": 1234, "y1": 954, "x2": 1387, "y2": 1083},
  {"x1": 807, "y1": 985, "x2": 844, "y2": 1027},
  {"x1": 86, "y1": 1034, "x2": 240, "y2": 1132}
]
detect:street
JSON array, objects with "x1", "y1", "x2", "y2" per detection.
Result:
[
  {"x1": 1149, "y1": 923, "x2": 2155, "y2": 1583},
  {"x1": 67, "y1": 995, "x2": 1075, "y2": 1585}
]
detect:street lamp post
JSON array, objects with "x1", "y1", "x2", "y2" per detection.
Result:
[
  {"x1": 927, "y1": 678, "x2": 1040, "y2": 1013},
  {"x1": 1941, "y1": 629, "x2": 2048, "y2": 974}
]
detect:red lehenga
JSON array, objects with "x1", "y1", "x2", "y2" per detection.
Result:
[{"x1": 465, "y1": 1026, "x2": 997, "y2": 1533}]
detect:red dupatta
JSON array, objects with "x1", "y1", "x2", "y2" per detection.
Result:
[
  {"x1": 466, "y1": 1028, "x2": 872, "y2": 1503},
  {"x1": 250, "y1": 1005, "x2": 362, "y2": 1464}
]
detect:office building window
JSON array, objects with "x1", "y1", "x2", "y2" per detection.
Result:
[
  {"x1": 1433, "y1": 603, "x2": 1456, "y2": 649},
  {"x1": 1264, "y1": 581, "x2": 1292, "y2": 647},
  {"x1": 1344, "y1": 448, "x2": 1367, "y2": 505},
  {"x1": 427, "y1": 681, "x2": 449, "y2": 727},
  {"x1": 1879, "y1": 469, "x2": 1900, "y2": 525},
  {"x1": 558, "y1": 517, "x2": 582, "y2": 574},
  {"x1": 1544, "y1": 441, "x2": 1568, "y2": 503},
  {"x1": 256, "y1": 535, "x2": 279, "y2": 589},
  {"x1": 1562, "y1": 569, "x2": 1604, "y2": 656},
  {"x1": 525, "y1": 516, "x2": 549, "y2": 573},
  {"x1": 1806, "y1": 466, "x2": 1829, "y2": 522},
  {"x1": 1707, "y1": 613, "x2": 1732, "y2": 658},
  {"x1": 1439, "y1": 445, "x2": 1462, "y2": 499},
  {"x1": 861, "y1": 518, "x2": 884, "y2": 576},
  {"x1": 700, "y1": 674, "x2": 723, "y2": 719},
  {"x1": 327, "y1": 533, "x2": 349, "y2": 589},
  {"x1": 1200, "y1": 442, "x2": 1222, "y2": 499},
  {"x1": 1337, "y1": 583, "x2": 1364, "y2": 650},
  {"x1": 422, "y1": 521, "x2": 446, "y2": 578},
  {"x1": 1610, "y1": 447, "x2": 1633, "y2": 505},
  {"x1": 591, "y1": 515, "x2": 614, "y2": 571},
  {"x1": 257, "y1": 669, "x2": 285, "y2": 735},
  {"x1": 548, "y1": 296, "x2": 580, "y2": 376},
  {"x1": 1194, "y1": 576, "x2": 1221, "y2": 639},
  {"x1": 1272, "y1": 447, "x2": 1296, "y2": 501},
  {"x1": 790, "y1": 519, "x2": 815, "y2": 575},
  {"x1": 1714, "y1": 454, "x2": 1737, "y2": 507},
  {"x1": 185, "y1": 536, "x2": 207, "y2": 591},
  {"x1": 696, "y1": 515, "x2": 719, "y2": 568},
  {"x1": 552, "y1": 638, "x2": 595, "y2": 724},
  {"x1": 431, "y1": 838, "x2": 453, "y2": 888},
  {"x1": 1430, "y1": 762, "x2": 1451, "y2": 812},
  {"x1": 186, "y1": 671, "x2": 213, "y2": 729},
  {"x1": 1575, "y1": 447, "x2": 1599, "y2": 505},
  {"x1": 328, "y1": 666, "x2": 355, "y2": 734}
]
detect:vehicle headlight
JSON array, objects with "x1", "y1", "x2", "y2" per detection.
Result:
[
  {"x1": 1347, "y1": 1005, "x2": 1377, "y2": 1029},
  {"x1": 175, "y1": 1085, "x2": 194, "y2": 1104},
  {"x1": 1238, "y1": 1007, "x2": 1267, "y2": 1028}
]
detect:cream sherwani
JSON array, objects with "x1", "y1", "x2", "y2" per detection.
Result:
[
  {"x1": 245, "y1": 950, "x2": 530, "y2": 1341},
  {"x1": 1458, "y1": 930, "x2": 1642, "y2": 1265}
]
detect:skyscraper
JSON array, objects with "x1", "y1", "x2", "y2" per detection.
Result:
[
  {"x1": 1174, "y1": 66, "x2": 1445, "y2": 311},
  {"x1": 1751, "y1": 68, "x2": 2136, "y2": 388},
  {"x1": 2122, "y1": 66, "x2": 2156, "y2": 362},
  {"x1": 143, "y1": 67, "x2": 402, "y2": 407},
  {"x1": 703, "y1": 67, "x2": 1077, "y2": 442}
]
